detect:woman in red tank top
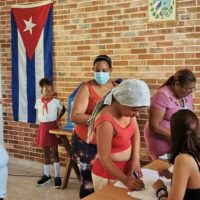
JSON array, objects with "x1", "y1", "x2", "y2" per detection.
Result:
[
  {"x1": 70, "y1": 55, "x2": 118, "y2": 198},
  {"x1": 89, "y1": 79, "x2": 151, "y2": 191}
]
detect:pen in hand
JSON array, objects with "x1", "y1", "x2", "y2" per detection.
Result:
[
  {"x1": 133, "y1": 171, "x2": 145, "y2": 190},
  {"x1": 133, "y1": 171, "x2": 139, "y2": 179}
]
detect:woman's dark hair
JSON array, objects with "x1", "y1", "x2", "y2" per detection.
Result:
[
  {"x1": 39, "y1": 77, "x2": 52, "y2": 88},
  {"x1": 169, "y1": 109, "x2": 200, "y2": 164},
  {"x1": 160, "y1": 69, "x2": 196, "y2": 88},
  {"x1": 93, "y1": 55, "x2": 112, "y2": 69}
]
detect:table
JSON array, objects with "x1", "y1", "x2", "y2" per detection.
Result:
[
  {"x1": 49, "y1": 128, "x2": 80, "y2": 189},
  {"x1": 82, "y1": 159, "x2": 170, "y2": 200}
]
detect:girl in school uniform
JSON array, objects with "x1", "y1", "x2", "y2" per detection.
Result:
[{"x1": 35, "y1": 78, "x2": 66, "y2": 189}]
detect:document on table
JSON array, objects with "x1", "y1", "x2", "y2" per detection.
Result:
[
  {"x1": 158, "y1": 153, "x2": 169, "y2": 160},
  {"x1": 114, "y1": 168, "x2": 171, "y2": 200}
]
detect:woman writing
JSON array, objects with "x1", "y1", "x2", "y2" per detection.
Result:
[{"x1": 90, "y1": 79, "x2": 150, "y2": 191}]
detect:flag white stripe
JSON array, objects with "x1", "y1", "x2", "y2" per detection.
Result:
[
  {"x1": 35, "y1": 30, "x2": 45, "y2": 124},
  {"x1": 18, "y1": 30, "x2": 27, "y2": 122},
  {"x1": 35, "y1": 30, "x2": 45, "y2": 100}
]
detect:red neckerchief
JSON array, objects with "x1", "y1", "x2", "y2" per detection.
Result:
[{"x1": 41, "y1": 96, "x2": 53, "y2": 115}]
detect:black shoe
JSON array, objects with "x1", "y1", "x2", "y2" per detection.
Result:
[
  {"x1": 36, "y1": 175, "x2": 51, "y2": 186},
  {"x1": 54, "y1": 177, "x2": 62, "y2": 189}
]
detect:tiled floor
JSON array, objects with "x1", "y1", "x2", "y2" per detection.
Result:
[{"x1": 5, "y1": 158, "x2": 80, "y2": 200}]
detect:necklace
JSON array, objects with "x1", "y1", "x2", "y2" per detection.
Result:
[{"x1": 179, "y1": 98, "x2": 185, "y2": 108}]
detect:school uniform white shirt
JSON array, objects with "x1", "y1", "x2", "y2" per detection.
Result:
[
  {"x1": 0, "y1": 144, "x2": 8, "y2": 198},
  {"x1": 35, "y1": 98, "x2": 63, "y2": 122}
]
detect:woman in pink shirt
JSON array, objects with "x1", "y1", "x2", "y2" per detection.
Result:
[{"x1": 144, "y1": 69, "x2": 196, "y2": 160}]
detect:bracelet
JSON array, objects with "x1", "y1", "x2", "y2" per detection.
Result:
[
  {"x1": 158, "y1": 193, "x2": 168, "y2": 200},
  {"x1": 156, "y1": 188, "x2": 168, "y2": 197}
]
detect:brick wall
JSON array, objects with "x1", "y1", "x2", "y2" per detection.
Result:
[{"x1": 0, "y1": 0, "x2": 200, "y2": 164}]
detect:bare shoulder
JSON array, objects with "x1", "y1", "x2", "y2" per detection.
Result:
[
  {"x1": 76, "y1": 82, "x2": 90, "y2": 95},
  {"x1": 174, "y1": 154, "x2": 196, "y2": 169},
  {"x1": 80, "y1": 82, "x2": 89, "y2": 90}
]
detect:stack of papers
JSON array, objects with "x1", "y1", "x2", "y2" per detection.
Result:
[{"x1": 114, "y1": 168, "x2": 172, "y2": 200}]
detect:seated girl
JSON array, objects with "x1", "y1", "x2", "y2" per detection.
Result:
[{"x1": 153, "y1": 109, "x2": 200, "y2": 200}]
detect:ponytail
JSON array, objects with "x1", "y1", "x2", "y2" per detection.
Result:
[{"x1": 160, "y1": 75, "x2": 175, "y2": 88}]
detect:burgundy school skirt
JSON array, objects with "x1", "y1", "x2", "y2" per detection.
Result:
[{"x1": 37, "y1": 121, "x2": 61, "y2": 148}]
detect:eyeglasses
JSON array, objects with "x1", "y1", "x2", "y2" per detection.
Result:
[{"x1": 181, "y1": 86, "x2": 196, "y2": 93}]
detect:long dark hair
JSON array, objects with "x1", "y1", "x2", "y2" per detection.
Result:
[
  {"x1": 170, "y1": 109, "x2": 200, "y2": 164},
  {"x1": 160, "y1": 69, "x2": 196, "y2": 88}
]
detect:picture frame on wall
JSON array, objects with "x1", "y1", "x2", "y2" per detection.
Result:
[{"x1": 148, "y1": 0, "x2": 176, "y2": 22}]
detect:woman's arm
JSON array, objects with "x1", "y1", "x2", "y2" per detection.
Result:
[
  {"x1": 96, "y1": 121, "x2": 144, "y2": 190},
  {"x1": 130, "y1": 117, "x2": 142, "y2": 177},
  {"x1": 168, "y1": 154, "x2": 191, "y2": 200},
  {"x1": 149, "y1": 106, "x2": 171, "y2": 139},
  {"x1": 153, "y1": 179, "x2": 168, "y2": 200},
  {"x1": 70, "y1": 84, "x2": 91, "y2": 125},
  {"x1": 153, "y1": 155, "x2": 191, "y2": 200}
]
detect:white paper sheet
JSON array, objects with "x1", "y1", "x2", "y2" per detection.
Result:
[
  {"x1": 158, "y1": 154, "x2": 169, "y2": 160},
  {"x1": 114, "y1": 168, "x2": 171, "y2": 200}
]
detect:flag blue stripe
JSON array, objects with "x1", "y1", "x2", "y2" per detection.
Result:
[
  {"x1": 26, "y1": 54, "x2": 36, "y2": 123},
  {"x1": 11, "y1": 12, "x2": 19, "y2": 121},
  {"x1": 43, "y1": 7, "x2": 53, "y2": 82}
]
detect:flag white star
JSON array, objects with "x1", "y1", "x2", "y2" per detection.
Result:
[{"x1": 23, "y1": 17, "x2": 36, "y2": 35}]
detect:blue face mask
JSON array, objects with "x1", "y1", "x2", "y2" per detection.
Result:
[{"x1": 94, "y1": 72, "x2": 110, "y2": 85}]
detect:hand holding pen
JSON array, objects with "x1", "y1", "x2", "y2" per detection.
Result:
[
  {"x1": 123, "y1": 171, "x2": 145, "y2": 191},
  {"x1": 133, "y1": 171, "x2": 145, "y2": 190}
]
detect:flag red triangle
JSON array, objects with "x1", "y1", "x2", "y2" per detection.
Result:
[{"x1": 11, "y1": 3, "x2": 51, "y2": 60}]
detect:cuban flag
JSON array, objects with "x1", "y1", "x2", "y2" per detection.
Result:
[{"x1": 11, "y1": 1, "x2": 53, "y2": 123}]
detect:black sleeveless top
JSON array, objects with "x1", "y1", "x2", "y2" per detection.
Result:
[{"x1": 184, "y1": 155, "x2": 200, "y2": 200}]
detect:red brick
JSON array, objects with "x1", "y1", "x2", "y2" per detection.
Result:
[
  {"x1": 85, "y1": 6, "x2": 98, "y2": 12},
  {"x1": 156, "y1": 41, "x2": 174, "y2": 47},
  {"x1": 131, "y1": 49, "x2": 147, "y2": 54},
  {"x1": 148, "y1": 35, "x2": 165, "y2": 41},
  {"x1": 175, "y1": 53, "x2": 194, "y2": 59},
  {"x1": 138, "y1": 54, "x2": 154, "y2": 59},
  {"x1": 187, "y1": 7, "x2": 200, "y2": 13},
  {"x1": 185, "y1": 59, "x2": 200, "y2": 65},
  {"x1": 147, "y1": 60, "x2": 164, "y2": 65}
]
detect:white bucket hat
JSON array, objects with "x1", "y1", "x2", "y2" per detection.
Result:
[{"x1": 104, "y1": 79, "x2": 150, "y2": 107}]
